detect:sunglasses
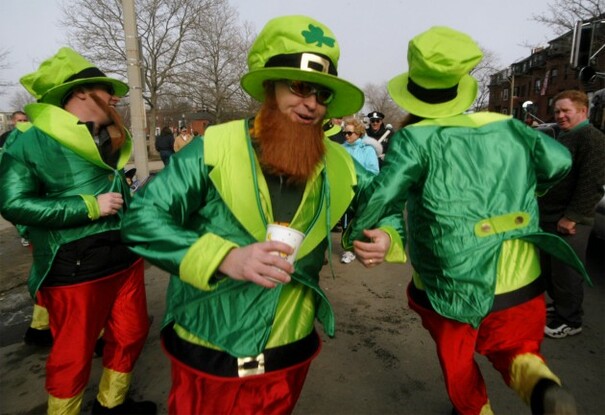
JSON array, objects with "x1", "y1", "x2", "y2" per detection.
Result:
[
  {"x1": 282, "y1": 80, "x2": 334, "y2": 105},
  {"x1": 343, "y1": 131, "x2": 356, "y2": 136},
  {"x1": 370, "y1": 119, "x2": 382, "y2": 123},
  {"x1": 93, "y1": 84, "x2": 115, "y2": 96}
]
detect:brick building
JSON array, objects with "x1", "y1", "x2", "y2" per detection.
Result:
[{"x1": 488, "y1": 17, "x2": 605, "y2": 126}]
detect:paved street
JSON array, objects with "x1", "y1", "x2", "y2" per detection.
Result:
[{"x1": 0, "y1": 197, "x2": 604, "y2": 414}]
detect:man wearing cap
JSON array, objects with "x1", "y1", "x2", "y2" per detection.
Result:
[
  {"x1": 121, "y1": 15, "x2": 405, "y2": 414},
  {"x1": 0, "y1": 47, "x2": 155, "y2": 415},
  {"x1": 365, "y1": 110, "x2": 394, "y2": 166},
  {"x1": 345, "y1": 27, "x2": 589, "y2": 414}
]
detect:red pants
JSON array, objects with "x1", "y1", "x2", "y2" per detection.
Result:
[
  {"x1": 164, "y1": 338, "x2": 321, "y2": 415},
  {"x1": 39, "y1": 259, "x2": 149, "y2": 398},
  {"x1": 408, "y1": 284, "x2": 546, "y2": 415}
]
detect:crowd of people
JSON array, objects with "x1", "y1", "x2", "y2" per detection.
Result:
[{"x1": 0, "y1": 13, "x2": 603, "y2": 415}]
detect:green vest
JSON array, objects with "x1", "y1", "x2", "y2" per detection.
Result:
[
  {"x1": 347, "y1": 112, "x2": 591, "y2": 327},
  {"x1": 0, "y1": 103, "x2": 133, "y2": 296},
  {"x1": 160, "y1": 120, "x2": 358, "y2": 357}
]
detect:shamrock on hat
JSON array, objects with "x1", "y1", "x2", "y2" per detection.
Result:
[{"x1": 240, "y1": 15, "x2": 364, "y2": 118}]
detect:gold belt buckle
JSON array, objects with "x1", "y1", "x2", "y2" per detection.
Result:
[{"x1": 237, "y1": 353, "x2": 265, "y2": 377}]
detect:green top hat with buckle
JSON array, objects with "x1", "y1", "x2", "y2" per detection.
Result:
[
  {"x1": 241, "y1": 15, "x2": 364, "y2": 118},
  {"x1": 388, "y1": 26, "x2": 483, "y2": 119},
  {"x1": 20, "y1": 47, "x2": 129, "y2": 107}
]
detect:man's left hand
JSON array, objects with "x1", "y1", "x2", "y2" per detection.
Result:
[
  {"x1": 352, "y1": 229, "x2": 390, "y2": 268},
  {"x1": 557, "y1": 217, "x2": 577, "y2": 235}
]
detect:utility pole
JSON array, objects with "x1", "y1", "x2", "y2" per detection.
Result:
[{"x1": 122, "y1": 0, "x2": 149, "y2": 179}]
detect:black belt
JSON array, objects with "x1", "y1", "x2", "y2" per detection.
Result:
[
  {"x1": 162, "y1": 325, "x2": 319, "y2": 378},
  {"x1": 409, "y1": 276, "x2": 545, "y2": 313}
]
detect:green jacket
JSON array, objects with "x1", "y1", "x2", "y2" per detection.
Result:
[
  {"x1": 345, "y1": 112, "x2": 590, "y2": 327},
  {"x1": 121, "y1": 119, "x2": 406, "y2": 357},
  {"x1": 0, "y1": 103, "x2": 133, "y2": 297}
]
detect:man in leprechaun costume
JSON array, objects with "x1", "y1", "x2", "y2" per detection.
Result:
[
  {"x1": 0, "y1": 47, "x2": 155, "y2": 415},
  {"x1": 121, "y1": 15, "x2": 406, "y2": 415},
  {"x1": 345, "y1": 27, "x2": 590, "y2": 415}
]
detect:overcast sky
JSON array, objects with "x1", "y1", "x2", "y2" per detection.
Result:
[{"x1": 0, "y1": 0, "x2": 559, "y2": 111}]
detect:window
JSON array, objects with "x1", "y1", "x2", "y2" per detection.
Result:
[
  {"x1": 503, "y1": 88, "x2": 509, "y2": 101},
  {"x1": 551, "y1": 68, "x2": 558, "y2": 81},
  {"x1": 534, "y1": 79, "x2": 542, "y2": 93}
]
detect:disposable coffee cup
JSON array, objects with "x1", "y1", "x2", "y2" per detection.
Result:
[{"x1": 265, "y1": 224, "x2": 305, "y2": 265}]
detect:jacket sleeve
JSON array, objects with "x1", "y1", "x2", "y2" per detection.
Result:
[
  {"x1": 531, "y1": 128, "x2": 572, "y2": 196},
  {"x1": 121, "y1": 139, "x2": 232, "y2": 286},
  {"x1": 343, "y1": 133, "x2": 411, "y2": 261},
  {"x1": 0, "y1": 137, "x2": 94, "y2": 228}
]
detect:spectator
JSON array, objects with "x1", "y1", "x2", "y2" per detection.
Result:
[
  {"x1": 366, "y1": 110, "x2": 394, "y2": 166},
  {"x1": 539, "y1": 89, "x2": 605, "y2": 339},
  {"x1": 173, "y1": 126, "x2": 191, "y2": 152},
  {"x1": 155, "y1": 126, "x2": 175, "y2": 166},
  {"x1": 0, "y1": 47, "x2": 155, "y2": 415},
  {"x1": 0, "y1": 110, "x2": 28, "y2": 149},
  {"x1": 345, "y1": 26, "x2": 589, "y2": 415},
  {"x1": 121, "y1": 15, "x2": 405, "y2": 414},
  {"x1": 340, "y1": 118, "x2": 379, "y2": 264}
]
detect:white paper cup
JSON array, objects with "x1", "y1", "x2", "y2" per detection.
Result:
[{"x1": 265, "y1": 224, "x2": 305, "y2": 264}]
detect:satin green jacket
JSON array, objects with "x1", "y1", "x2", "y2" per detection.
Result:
[
  {"x1": 0, "y1": 103, "x2": 133, "y2": 297},
  {"x1": 121, "y1": 119, "x2": 406, "y2": 357},
  {"x1": 345, "y1": 112, "x2": 590, "y2": 327}
]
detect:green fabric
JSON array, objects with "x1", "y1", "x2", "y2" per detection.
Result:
[
  {"x1": 20, "y1": 47, "x2": 128, "y2": 105},
  {"x1": 346, "y1": 113, "x2": 590, "y2": 327},
  {"x1": 240, "y1": 15, "x2": 364, "y2": 118},
  {"x1": 0, "y1": 103, "x2": 133, "y2": 297},
  {"x1": 122, "y1": 119, "x2": 406, "y2": 357}
]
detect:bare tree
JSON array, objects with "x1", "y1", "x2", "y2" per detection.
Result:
[
  {"x1": 0, "y1": 49, "x2": 11, "y2": 93},
  {"x1": 363, "y1": 83, "x2": 406, "y2": 126},
  {"x1": 182, "y1": 0, "x2": 254, "y2": 123},
  {"x1": 471, "y1": 47, "x2": 501, "y2": 112},
  {"x1": 532, "y1": 0, "x2": 604, "y2": 34},
  {"x1": 60, "y1": 0, "x2": 213, "y2": 154},
  {"x1": 9, "y1": 90, "x2": 36, "y2": 110}
]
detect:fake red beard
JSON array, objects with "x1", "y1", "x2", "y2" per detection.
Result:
[
  {"x1": 89, "y1": 92, "x2": 126, "y2": 153},
  {"x1": 253, "y1": 98, "x2": 325, "y2": 185}
]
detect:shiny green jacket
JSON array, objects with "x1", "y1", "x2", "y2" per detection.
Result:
[
  {"x1": 121, "y1": 119, "x2": 406, "y2": 357},
  {"x1": 346, "y1": 112, "x2": 590, "y2": 327},
  {"x1": 0, "y1": 103, "x2": 133, "y2": 297}
]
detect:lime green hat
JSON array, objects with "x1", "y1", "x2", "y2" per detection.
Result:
[
  {"x1": 20, "y1": 47, "x2": 129, "y2": 106},
  {"x1": 241, "y1": 15, "x2": 364, "y2": 118},
  {"x1": 388, "y1": 26, "x2": 483, "y2": 119}
]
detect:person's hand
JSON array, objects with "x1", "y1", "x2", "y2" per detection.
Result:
[
  {"x1": 97, "y1": 192, "x2": 124, "y2": 217},
  {"x1": 557, "y1": 217, "x2": 577, "y2": 235},
  {"x1": 352, "y1": 229, "x2": 391, "y2": 268},
  {"x1": 218, "y1": 241, "x2": 295, "y2": 288}
]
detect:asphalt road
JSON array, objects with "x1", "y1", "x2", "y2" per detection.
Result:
[{"x1": 0, "y1": 217, "x2": 603, "y2": 414}]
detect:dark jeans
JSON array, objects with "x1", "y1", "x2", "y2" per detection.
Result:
[
  {"x1": 159, "y1": 150, "x2": 174, "y2": 166},
  {"x1": 540, "y1": 221, "x2": 591, "y2": 326}
]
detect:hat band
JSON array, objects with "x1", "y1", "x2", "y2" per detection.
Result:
[
  {"x1": 265, "y1": 53, "x2": 337, "y2": 76},
  {"x1": 407, "y1": 78, "x2": 458, "y2": 104},
  {"x1": 65, "y1": 66, "x2": 108, "y2": 83}
]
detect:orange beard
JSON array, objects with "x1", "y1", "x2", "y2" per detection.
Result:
[
  {"x1": 253, "y1": 96, "x2": 325, "y2": 185},
  {"x1": 90, "y1": 92, "x2": 126, "y2": 153}
]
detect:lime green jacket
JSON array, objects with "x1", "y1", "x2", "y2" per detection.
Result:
[
  {"x1": 121, "y1": 119, "x2": 406, "y2": 357},
  {"x1": 0, "y1": 103, "x2": 133, "y2": 297},
  {"x1": 345, "y1": 112, "x2": 590, "y2": 327}
]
